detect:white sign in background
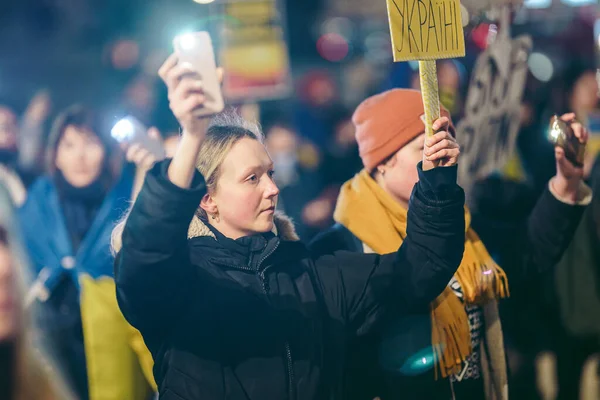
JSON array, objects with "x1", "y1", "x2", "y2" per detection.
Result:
[{"x1": 456, "y1": 11, "x2": 532, "y2": 190}]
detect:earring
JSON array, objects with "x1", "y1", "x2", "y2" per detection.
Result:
[{"x1": 378, "y1": 168, "x2": 386, "y2": 176}]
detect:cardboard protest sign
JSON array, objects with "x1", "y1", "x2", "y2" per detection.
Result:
[
  {"x1": 385, "y1": 0, "x2": 466, "y2": 62},
  {"x1": 456, "y1": 32, "x2": 532, "y2": 189},
  {"x1": 220, "y1": 0, "x2": 292, "y2": 102},
  {"x1": 385, "y1": 0, "x2": 466, "y2": 140}
]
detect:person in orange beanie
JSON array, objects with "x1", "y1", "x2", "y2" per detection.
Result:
[{"x1": 309, "y1": 88, "x2": 592, "y2": 400}]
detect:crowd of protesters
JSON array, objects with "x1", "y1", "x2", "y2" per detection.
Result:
[{"x1": 0, "y1": 28, "x2": 597, "y2": 400}]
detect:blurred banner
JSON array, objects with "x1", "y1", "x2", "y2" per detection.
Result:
[
  {"x1": 457, "y1": 11, "x2": 532, "y2": 190},
  {"x1": 220, "y1": 0, "x2": 292, "y2": 102}
]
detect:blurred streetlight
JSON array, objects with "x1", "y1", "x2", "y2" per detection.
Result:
[{"x1": 528, "y1": 52, "x2": 554, "y2": 82}]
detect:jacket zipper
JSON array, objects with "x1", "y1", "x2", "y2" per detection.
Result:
[
  {"x1": 285, "y1": 341, "x2": 295, "y2": 400},
  {"x1": 257, "y1": 242, "x2": 295, "y2": 400},
  {"x1": 256, "y1": 242, "x2": 277, "y2": 292},
  {"x1": 213, "y1": 241, "x2": 295, "y2": 400}
]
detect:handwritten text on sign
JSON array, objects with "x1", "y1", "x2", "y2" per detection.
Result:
[
  {"x1": 386, "y1": 0, "x2": 465, "y2": 61},
  {"x1": 456, "y1": 34, "x2": 533, "y2": 191}
]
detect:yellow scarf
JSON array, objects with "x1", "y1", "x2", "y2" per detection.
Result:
[{"x1": 334, "y1": 170, "x2": 509, "y2": 378}]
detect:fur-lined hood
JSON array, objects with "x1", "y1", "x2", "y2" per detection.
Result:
[
  {"x1": 187, "y1": 211, "x2": 300, "y2": 242},
  {"x1": 112, "y1": 210, "x2": 299, "y2": 255}
]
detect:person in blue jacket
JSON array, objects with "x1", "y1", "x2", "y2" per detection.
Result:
[{"x1": 19, "y1": 105, "x2": 156, "y2": 400}]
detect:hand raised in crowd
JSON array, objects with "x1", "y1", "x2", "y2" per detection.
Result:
[
  {"x1": 124, "y1": 127, "x2": 164, "y2": 200},
  {"x1": 552, "y1": 112, "x2": 589, "y2": 199},
  {"x1": 123, "y1": 127, "x2": 163, "y2": 172},
  {"x1": 24, "y1": 90, "x2": 52, "y2": 123},
  {"x1": 422, "y1": 116, "x2": 460, "y2": 171},
  {"x1": 158, "y1": 54, "x2": 224, "y2": 138},
  {"x1": 158, "y1": 53, "x2": 223, "y2": 188}
]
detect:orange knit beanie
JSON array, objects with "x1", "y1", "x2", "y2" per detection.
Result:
[{"x1": 353, "y1": 89, "x2": 453, "y2": 171}]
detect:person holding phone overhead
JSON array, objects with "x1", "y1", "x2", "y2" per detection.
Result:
[
  {"x1": 308, "y1": 89, "x2": 592, "y2": 400},
  {"x1": 112, "y1": 37, "x2": 467, "y2": 399}
]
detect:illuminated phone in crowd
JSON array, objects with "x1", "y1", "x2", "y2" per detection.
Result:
[
  {"x1": 111, "y1": 116, "x2": 166, "y2": 160},
  {"x1": 173, "y1": 31, "x2": 225, "y2": 117}
]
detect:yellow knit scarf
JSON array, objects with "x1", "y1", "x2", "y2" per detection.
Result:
[{"x1": 334, "y1": 170, "x2": 509, "y2": 378}]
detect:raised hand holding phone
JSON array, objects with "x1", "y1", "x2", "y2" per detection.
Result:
[
  {"x1": 159, "y1": 31, "x2": 225, "y2": 188},
  {"x1": 111, "y1": 116, "x2": 165, "y2": 160},
  {"x1": 173, "y1": 32, "x2": 224, "y2": 117},
  {"x1": 160, "y1": 31, "x2": 225, "y2": 136}
]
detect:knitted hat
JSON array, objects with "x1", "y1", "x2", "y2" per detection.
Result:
[{"x1": 353, "y1": 89, "x2": 453, "y2": 171}]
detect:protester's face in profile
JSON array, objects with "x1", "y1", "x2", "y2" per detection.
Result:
[
  {"x1": 55, "y1": 125, "x2": 106, "y2": 187},
  {"x1": 0, "y1": 108, "x2": 18, "y2": 152},
  {"x1": 0, "y1": 243, "x2": 16, "y2": 341},
  {"x1": 211, "y1": 137, "x2": 279, "y2": 238},
  {"x1": 381, "y1": 133, "x2": 424, "y2": 206}
]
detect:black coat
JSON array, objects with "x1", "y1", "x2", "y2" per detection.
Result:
[
  {"x1": 114, "y1": 160, "x2": 466, "y2": 400},
  {"x1": 309, "y1": 177, "x2": 587, "y2": 400}
]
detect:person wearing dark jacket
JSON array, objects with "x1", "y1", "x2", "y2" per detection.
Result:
[
  {"x1": 112, "y1": 54, "x2": 466, "y2": 400},
  {"x1": 309, "y1": 89, "x2": 591, "y2": 400}
]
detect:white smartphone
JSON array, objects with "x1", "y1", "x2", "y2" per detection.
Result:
[
  {"x1": 173, "y1": 31, "x2": 225, "y2": 117},
  {"x1": 111, "y1": 116, "x2": 166, "y2": 160}
]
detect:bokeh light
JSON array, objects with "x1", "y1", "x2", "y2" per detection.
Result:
[
  {"x1": 528, "y1": 52, "x2": 554, "y2": 82},
  {"x1": 321, "y1": 17, "x2": 354, "y2": 38},
  {"x1": 110, "y1": 40, "x2": 140, "y2": 70},
  {"x1": 363, "y1": 32, "x2": 392, "y2": 64},
  {"x1": 317, "y1": 33, "x2": 350, "y2": 62}
]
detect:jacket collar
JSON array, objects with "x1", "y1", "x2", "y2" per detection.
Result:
[
  {"x1": 187, "y1": 211, "x2": 300, "y2": 270},
  {"x1": 187, "y1": 211, "x2": 300, "y2": 242}
]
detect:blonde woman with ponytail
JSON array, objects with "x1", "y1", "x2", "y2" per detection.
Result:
[{"x1": 112, "y1": 55, "x2": 467, "y2": 400}]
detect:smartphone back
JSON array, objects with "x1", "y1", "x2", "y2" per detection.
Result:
[{"x1": 174, "y1": 31, "x2": 225, "y2": 117}]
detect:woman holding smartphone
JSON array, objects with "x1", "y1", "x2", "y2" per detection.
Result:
[
  {"x1": 19, "y1": 106, "x2": 156, "y2": 400},
  {"x1": 112, "y1": 53, "x2": 466, "y2": 399}
]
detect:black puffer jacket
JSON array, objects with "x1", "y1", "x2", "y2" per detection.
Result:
[
  {"x1": 114, "y1": 160, "x2": 465, "y2": 400},
  {"x1": 309, "y1": 176, "x2": 588, "y2": 400}
]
